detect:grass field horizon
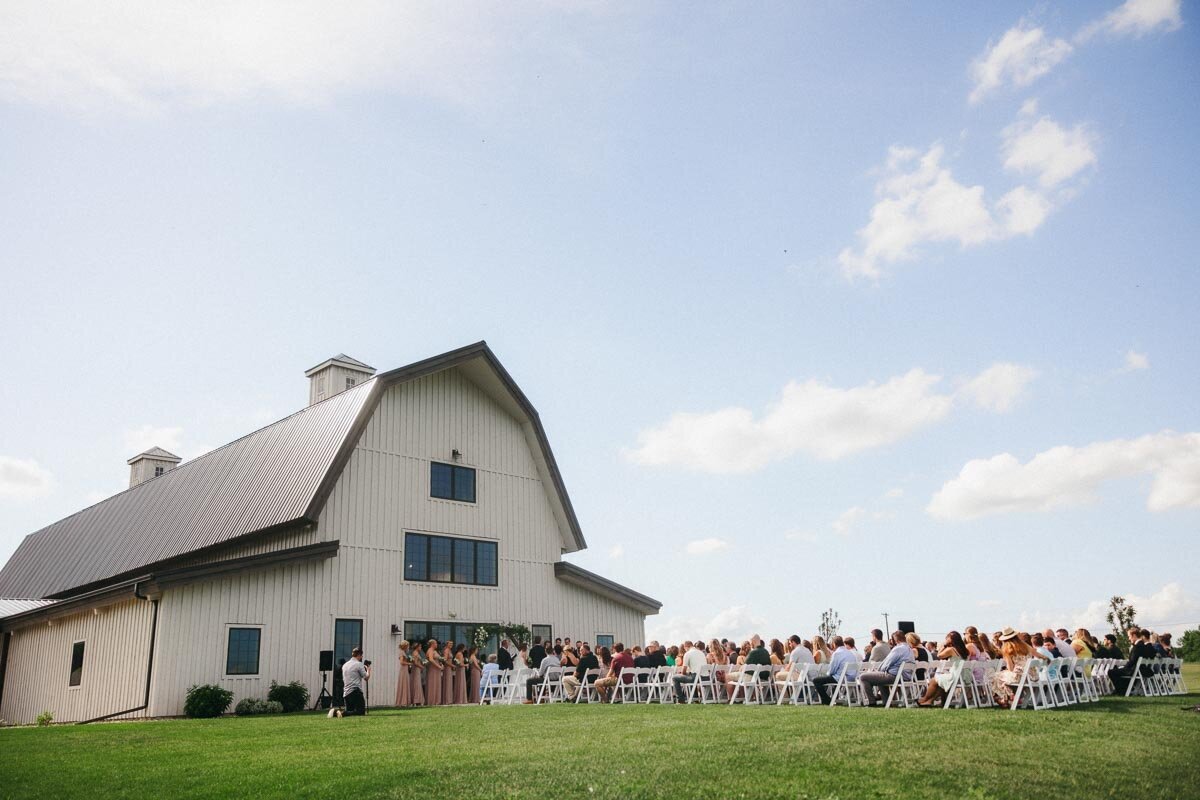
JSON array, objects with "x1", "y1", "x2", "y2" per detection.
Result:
[{"x1": 3, "y1": 665, "x2": 1198, "y2": 800}]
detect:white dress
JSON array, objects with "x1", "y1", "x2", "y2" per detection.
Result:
[{"x1": 934, "y1": 656, "x2": 962, "y2": 691}]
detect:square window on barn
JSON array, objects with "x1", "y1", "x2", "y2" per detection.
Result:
[
  {"x1": 430, "y1": 462, "x2": 476, "y2": 503},
  {"x1": 596, "y1": 634, "x2": 614, "y2": 651},
  {"x1": 68, "y1": 641, "x2": 85, "y2": 687},
  {"x1": 226, "y1": 628, "x2": 261, "y2": 675},
  {"x1": 333, "y1": 619, "x2": 363, "y2": 668}
]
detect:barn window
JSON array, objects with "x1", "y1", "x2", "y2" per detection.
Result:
[
  {"x1": 346, "y1": 376, "x2": 356, "y2": 389},
  {"x1": 596, "y1": 634, "x2": 614, "y2": 651},
  {"x1": 154, "y1": 466, "x2": 165, "y2": 477},
  {"x1": 333, "y1": 619, "x2": 363, "y2": 668},
  {"x1": 68, "y1": 641, "x2": 85, "y2": 687},
  {"x1": 430, "y1": 462, "x2": 476, "y2": 503},
  {"x1": 226, "y1": 628, "x2": 261, "y2": 675},
  {"x1": 532, "y1": 625, "x2": 553, "y2": 644},
  {"x1": 404, "y1": 533, "x2": 497, "y2": 586}
]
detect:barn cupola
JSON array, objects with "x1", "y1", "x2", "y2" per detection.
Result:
[
  {"x1": 127, "y1": 447, "x2": 182, "y2": 488},
  {"x1": 304, "y1": 354, "x2": 375, "y2": 406}
]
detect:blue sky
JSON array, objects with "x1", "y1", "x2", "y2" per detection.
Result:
[{"x1": 1, "y1": 1, "x2": 1196, "y2": 642}]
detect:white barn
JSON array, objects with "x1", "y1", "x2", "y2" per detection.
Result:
[{"x1": 0, "y1": 343, "x2": 659, "y2": 724}]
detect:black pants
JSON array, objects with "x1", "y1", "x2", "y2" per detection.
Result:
[
  {"x1": 344, "y1": 688, "x2": 366, "y2": 715},
  {"x1": 812, "y1": 675, "x2": 838, "y2": 705},
  {"x1": 526, "y1": 676, "x2": 544, "y2": 700}
]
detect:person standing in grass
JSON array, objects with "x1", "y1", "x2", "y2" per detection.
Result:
[
  {"x1": 425, "y1": 639, "x2": 443, "y2": 706},
  {"x1": 410, "y1": 646, "x2": 426, "y2": 707},
  {"x1": 497, "y1": 639, "x2": 514, "y2": 671},
  {"x1": 395, "y1": 640, "x2": 412, "y2": 708}
]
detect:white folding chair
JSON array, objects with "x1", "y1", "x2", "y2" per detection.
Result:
[
  {"x1": 884, "y1": 662, "x2": 920, "y2": 708},
  {"x1": 774, "y1": 664, "x2": 805, "y2": 705},
  {"x1": 728, "y1": 665, "x2": 769, "y2": 704},
  {"x1": 480, "y1": 668, "x2": 508, "y2": 705},
  {"x1": 613, "y1": 668, "x2": 645, "y2": 703},
  {"x1": 1010, "y1": 659, "x2": 1052, "y2": 710},
  {"x1": 1124, "y1": 657, "x2": 1152, "y2": 697},
  {"x1": 573, "y1": 668, "x2": 603, "y2": 703},
  {"x1": 829, "y1": 665, "x2": 864, "y2": 707},
  {"x1": 534, "y1": 666, "x2": 564, "y2": 704}
]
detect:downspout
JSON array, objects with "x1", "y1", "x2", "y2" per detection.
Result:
[
  {"x1": 78, "y1": 583, "x2": 160, "y2": 724},
  {"x1": 0, "y1": 630, "x2": 11, "y2": 712}
]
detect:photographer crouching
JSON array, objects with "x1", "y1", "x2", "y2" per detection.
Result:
[{"x1": 341, "y1": 647, "x2": 371, "y2": 716}]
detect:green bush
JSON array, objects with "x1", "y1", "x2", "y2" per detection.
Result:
[
  {"x1": 267, "y1": 680, "x2": 309, "y2": 713},
  {"x1": 36, "y1": 711, "x2": 53, "y2": 727},
  {"x1": 184, "y1": 684, "x2": 233, "y2": 718},
  {"x1": 235, "y1": 698, "x2": 283, "y2": 716}
]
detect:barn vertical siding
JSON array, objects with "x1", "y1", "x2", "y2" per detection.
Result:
[{"x1": 0, "y1": 598, "x2": 154, "y2": 724}]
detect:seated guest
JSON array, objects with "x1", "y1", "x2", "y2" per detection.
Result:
[
  {"x1": 1050, "y1": 629, "x2": 1076, "y2": 662},
  {"x1": 866, "y1": 629, "x2": 891, "y2": 663},
  {"x1": 1071, "y1": 629, "x2": 1095, "y2": 659},
  {"x1": 708, "y1": 639, "x2": 730, "y2": 684},
  {"x1": 907, "y1": 633, "x2": 929, "y2": 680},
  {"x1": 480, "y1": 654, "x2": 500, "y2": 700},
  {"x1": 810, "y1": 636, "x2": 833, "y2": 665},
  {"x1": 523, "y1": 644, "x2": 562, "y2": 703},
  {"x1": 594, "y1": 643, "x2": 634, "y2": 702},
  {"x1": 562, "y1": 644, "x2": 599, "y2": 700},
  {"x1": 561, "y1": 645, "x2": 579, "y2": 669},
  {"x1": 812, "y1": 636, "x2": 857, "y2": 704},
  {"x1": 769, "y1": 638, "x2": 787, "y2": 665},
  {"x1": 673, "y1": 636, "x2": 710, "y2": 702},
  {"x1": 646, "y1": 641, "x2": 667, "y2": 669},
  {"x1": 989, "y1": 628, "x2": 1038, "y2": 707},
  {"x1": 858, "y1": 631, "x2": 912, "y2": 707},
  {"x1": 917, "y1": 632, "x2": 969, "y2": 707},
  {"x1": 1111, "y1": 629, "x2": 1157, "y2": 695},
  {"x1": 788, "y1": 635, "x2": 815, "y2": 666},
  {"x1": 1158, "y1": 632, "x2": 1174, "y2": 657},
  {"x1": 665, "y1": 646, "x2": 679, "y2": 667}
]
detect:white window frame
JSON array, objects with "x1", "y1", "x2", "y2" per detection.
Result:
[
  {"x1": 68, "y1": 639, "x2": 86, "y2": 690},
  {"x1": 223, "y1": 623, "x2": 264, "y2": 678},
  {"x1": 595, "y1": 633, "x2": 615, "y2": 651}
]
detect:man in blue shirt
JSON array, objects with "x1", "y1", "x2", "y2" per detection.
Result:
[
  {"x1": 857, "y1": 631, "x2": 912, "y2": 707},
  {"x1": 811, "y1": 636, "x2": 859, "y2": 705}
]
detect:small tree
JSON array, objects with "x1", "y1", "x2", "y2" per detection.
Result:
[
  {"x1": 818, "y1": 608, "x2": 841, "y2": 641},
  {"x1": 1177, "y1": 628, "x2": 1200, "y2": 663},
  {"x1": 1106, "y1": 596, "x2": 1138, "y2": 655}
]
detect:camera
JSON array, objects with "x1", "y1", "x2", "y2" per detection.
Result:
[{"x1": 363, "y1": 660, "x2": 372, "y2": 667}]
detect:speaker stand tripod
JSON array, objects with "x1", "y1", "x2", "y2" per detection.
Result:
[{"x1": 312, "y1": 670, "x2": 333, "y2": 710}]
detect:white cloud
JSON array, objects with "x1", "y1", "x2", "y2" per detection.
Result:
[
  {"x1": 0, "y1": 1, "x2": 604, "y2": 114},
  {"x1": 1123, "y1": 350, "x2": 1150, "y2": 371},
  {"x1": 832, "y1": 507, "x2": 867, "y2": 536},
  {"x1": 0, "y1": 456, "x2": 55, "y2": 500},
  {"x1": 685, "y1": 537, "x2": 730, "y2": 556},
  {"x1": 123, "y1": 424, "x2": 184, "y2": 456},
  {"x1": 608, "y1": 544, "x2": 625, "y2": 559},
  {"x1": 1078, "y1": 0, "x2": 1183, "y2": 41},
  {"x1": 1002, "y1": 116, "x2": 1098, "y2": 189},
  {"x1": 956, "y1": 362, "x2": 1038, "y2": 412},
  {"x1": 646, "y1": 604, "x2": 768, "y2": 646},
  {"x1": 1017, "y1": 582, "x2": 1199, "y2": 637},
  {"x1": 882, "y1": 487, "x2": 905, "y2": 500},
  {"x1": 838, "y1": 145, "x2": 996, "y2": 280},
  {"x1": 969, "y1": 23, "x2": 1073, "y2": 104},
  {"x1": 994, "y1": 185, "x2": 1053, "y2": 236},
  {"x1": 928, "y1": 431, "x2": 1200, "y2": 520},
  {"x1": 629, "y1": 362, "x2": 1035, "y2": 474}
]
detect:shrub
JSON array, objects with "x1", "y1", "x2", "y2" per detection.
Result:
[
  {"x1": 267, "y1": 680, "x2": 310, "y2": 713},
  {"x1": 36, "y1": 711, "x2": 53, "y2": 727},
  {"x1": 184, "y1": 684, "x2": 233, "y2": 718},
  {"x1": 235, "y1": 698, "x2": 283, "y2": 716}
]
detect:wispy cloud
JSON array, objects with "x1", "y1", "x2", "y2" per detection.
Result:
[
  {"x1": 1078, "y1": 0, "x2": 1183, "y2": 42},
  {"x1": 969, "y1": 23, "x2": 1073, "y2": 105},
  {"x1": 928, "y1": 431, "x2": 1200, "y2": 520},
  {"x1": 1122, "y1": 350, "x2": 1150, "y2": 372},
  {"x1": 0, "y1": 456, "x2": 54, "y2": 500},
  {"x1": 685, "y1": 537, "x2": 730, "y2": 556},
  {"x1": 628, "y1": 362, "x2": 1035, "y2": 474}
]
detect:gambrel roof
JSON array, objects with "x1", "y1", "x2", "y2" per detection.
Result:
[{"x1": 0, "y1": 342, "x2": 588, "y2": 600}]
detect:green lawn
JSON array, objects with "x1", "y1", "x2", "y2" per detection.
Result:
[{"x1": 3, "y1": 665, "x2": 1198, "y2": 800}]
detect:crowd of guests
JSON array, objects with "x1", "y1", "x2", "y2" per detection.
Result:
[{"x1": 443, "y1": 625, "x2": 1178, "y2": 708}]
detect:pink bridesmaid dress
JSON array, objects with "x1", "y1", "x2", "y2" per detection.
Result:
[
  {"x1": 395, "y1": 652, "x2": 411, "y2": 707},
  {"x1": 442, "y1": 655, "x2": 455, "y2": 705},
  {"x1": 410, "y1": 660, "x2": 425, "y2": 706},
  {"x1": 425, "y1": 656, "x2": 442, "y2": 706},
  {"x1": 454, "y1": 658, "x2": 468, "y2": 704},
  {"x1": 468, "y1": 660, "x2": 481, "y2": 704}
]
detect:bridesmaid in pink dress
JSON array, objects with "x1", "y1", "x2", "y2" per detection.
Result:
[
  {"x1": 394, "y1": 641, "x2": 411, "y2": 707},
  {"x1": 424, "y1": 639, "x2": 442, "y2": 706},
  {"x1": 441, "y1": 642, "x2": 455, "y2": 705},
  {"x1": 410, "y1": 647, "x2": 425, "y2": 707},
  {"x1": 467, "y1": 646, "x2": 482, "y2": 704},
  {"x1": 453, "y1": 644, "x2": 468, "y2": 705}
]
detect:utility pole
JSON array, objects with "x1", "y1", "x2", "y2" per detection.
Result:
[{"x1": 882, "y1": 612, "x2": 890, "y2": 634}]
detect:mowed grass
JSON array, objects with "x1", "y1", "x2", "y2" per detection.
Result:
[{"x1": 2, "y1": 665, "x2": 1198, "y2": 800}]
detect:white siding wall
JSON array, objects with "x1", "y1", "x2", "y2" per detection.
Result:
[{"x1": 1, "y1": 598, "x2": 154, "y2": 725}]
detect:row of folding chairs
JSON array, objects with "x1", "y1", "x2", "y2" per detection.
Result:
[{"x1": 1121, "y1": 657, "x2": 1189, "y2": 697}]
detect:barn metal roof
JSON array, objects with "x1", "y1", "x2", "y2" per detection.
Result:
[
  {"x1": 0, "y1": 382, "x2": 373, "y2": 600},
  {"x1": 0, "y1": 342, "x2": 589, "y2": 601},
  {"x1": 0, "y1": 598, "x2": 56, "y2": 619}
]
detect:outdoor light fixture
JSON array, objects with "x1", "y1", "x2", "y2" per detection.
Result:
[{"x1": 451, "y1": 448, "x2": 461, "y2": 460}]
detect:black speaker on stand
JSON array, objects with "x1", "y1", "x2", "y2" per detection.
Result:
[
  {"x1": 313, "y1": 650, "x2": 335, "y2": 710},
  {"x1": 898, "y1": 621, "x2": 916, "y2": 635}
]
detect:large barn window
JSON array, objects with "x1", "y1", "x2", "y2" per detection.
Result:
[
  {"x1": 405, "y1": 621, "x2": 497, "y2": 657},
  {"x1": 430, "y1": 462, "x2": 476, "y2": 503},
  {"x1": 68, "y1": 641, "x2": 85, "y2": 687},
  {"x1": 226, "y1": 628, "x2": 261, "y2": 675},
  {"x1": 333, "y1": 619, "x2": 363, "y2": 668},
  {"x1": 596, "y1": 634, "x2": 614, "y2": 651},
  {"x1": 404, "y1": 533, "x2": 497, "y2": 586}
]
